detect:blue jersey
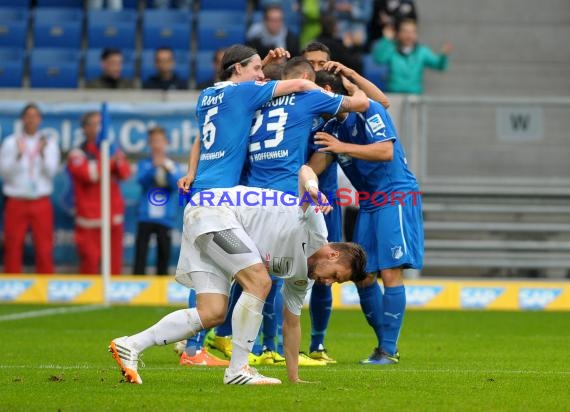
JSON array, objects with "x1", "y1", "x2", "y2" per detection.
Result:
[
  {"x1": 136, "y1": 158, "x2": 183, "y2": 228},
  {"x1": 192, "y1": 80, "x2": 278, "y2": 191},
  {"x1": 324, "y1": 100, "x2": 419, "y2": 211},
  {"x1": 309, "y1": 117, "x2": 339, "y2": 198},
  {"x1": 245, "y1": 89, "x2": 343, "y2": 194}
]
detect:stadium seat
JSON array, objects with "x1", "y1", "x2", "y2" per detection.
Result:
[
  {"x1": 142, "y1": 10, "x2": 192, "y2": 51},
  {"x1": 30, "y1": 48, "x2": 80, "y2": 88},
  {"x1": 0, "y1": 48, "x2": 24, "y2": 88},
  {"x1": 0, "y1": 8, "x2": 28, "y2": 49},
  {"x1": 140, "y1": 49, "x2": 190, "y2": 82},
  {"x1": 36, "y1": 0, "x2": 83, "y2": 7},
  {"x1": 194, "y1": 50, "x2": 215, "y2": 86},
  {"x1": 199, "y1": 0, "x2": 247, "y2": 11},
  {"x1": 197, "y1": 10, "x2": 247, "y2": 27},
  {"x1": 362, "y1": 54, "x2": 388, "y2": 91},
  {"x1": 197, "y1": 25, "x2": 245, "y2": 52},
  {"x1": 84, "y1": 48, "x2": 136, "y2": 81},
  {"x1": 87, "y1": 10, "x2": 137, "y2": 49},
  {"x1": 0, "y1": 0, "x2": 30, "y2": 7},
  {"x1": 33, "y1": 8, "x2": 84, "y2": 49}
]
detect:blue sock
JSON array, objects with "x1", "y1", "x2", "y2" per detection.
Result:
[
  {"x1": 309, "y1": 283, "x2": 332, "y2": 352},
  {"x1": 381, "y1": 285, "x2": 406, "y2": 356},
  {"x1": 185, "y1": 289, "x2": 206, "y2": 354},
  {"x1": 274, "y1": 281, "x2": 284, "y2": 355},
  {"x1": 357, "y1": 281, "x2": 384, "y2": 348},
  {"x1": 215, "y1": 281, "x2": 243, "y2": 337},
  {"x1": 261, "y1": 280, "x2": 279, "y2": 351}
]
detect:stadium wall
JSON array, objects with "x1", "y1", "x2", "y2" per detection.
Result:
[{"x1": 1, "y1": 275, "x2": 569, "y2": 311}]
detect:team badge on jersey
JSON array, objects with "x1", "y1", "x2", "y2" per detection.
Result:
[
  {"x1": 366, "y1": 113, "x2": 386, "y2": 134},
  {"x1": 391, "y1": 246, "x2": 404, "y2": 260}
]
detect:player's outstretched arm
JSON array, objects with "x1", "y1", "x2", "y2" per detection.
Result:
[
  {"x1": 323, "y1": 61, "x2": 390, "y2": 108},
  {"x1": 274, "y1": 78, "x2": 319, "y2": 97},
  {"x1": 298, "y1": 165, "x2": 332, "y2": 214},
  {"x1": 261, "y1": 47, "x2": 290, "y2": 67},
  {"x1": 177, "y1": 134, "x2": 200, "y2": 194},
  {"x1": 282, "y1": 307, "x2": 302, "y2": 383},
  {"x1": 338, "y1": 76, "x2": 370, "y2": 113},
  {"x1": 307, "y1": 152, "x2": 333, "y2": 176},
  {"x1": 314, "y1": 132, "x2": 394, "y2": 161}
]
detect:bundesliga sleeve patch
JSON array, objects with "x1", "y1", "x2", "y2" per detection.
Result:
[
  {"x1": 254, "y1": 80, "x2": 268, "y2": 86},
  {"x1": 366, "y1": 113, "x2": 386, "y2": 134},
  {"x1": 319, "y1": 89, "x2": 336, "y2": 98}
]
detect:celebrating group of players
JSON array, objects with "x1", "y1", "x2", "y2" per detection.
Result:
[{"x1": 109, "y1": 41, "x2": 423, "y2": 385}]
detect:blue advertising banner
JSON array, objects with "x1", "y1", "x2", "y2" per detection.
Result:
[{"x1": 0, "y1": 101, "x2": 199, "y2": 273}]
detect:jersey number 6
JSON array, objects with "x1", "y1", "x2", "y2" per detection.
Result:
[{"x1": 202, "y1": 106, "x2": 218, "y2": 150}]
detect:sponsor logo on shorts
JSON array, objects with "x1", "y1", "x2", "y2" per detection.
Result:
[
  {"x1": 47, "y1": 281, "x2": 92, "y2": 302},
  {"x1": 460, "y1": 287, "x2": 504, "y2": 308},
  {"x1": 406, "y1": 286, "x2": 443, "y2": 306},
  {"x1": 0, "y1": 280, "x2": 34, "y2": 301},
  {"x1": 110, "y1": 282, "x2": 149, "y2": 303},
  {"x1": 391, "y1": 246, "x2": 403, "y2": 260},
  {"x1": 519, "y1": 288, "x2": 562, "y2": 310}
]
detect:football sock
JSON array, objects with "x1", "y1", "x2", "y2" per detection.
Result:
[
  {"x1": 309, "y1": 282, "x2": 333, "y2": 352},
  {"x1": 261, "y1": 280, "x2": 280, "y2": 352},
  {"x1": 274, "y1": 285, "x2": 284, "y2": 355},
  {"x1": 127, "y1": 308, "x2": 203, "y2": 353},
  {"x1": 381, "y1": 285, "x2": 406, "y2": 356},
  {"x1": 229, "y1": 292, "x2": 264, "y2": 372},
  {"x1": 357, "y1": 281, "x2": 384, "y2": 348},
  {"x1": 216, "y1": 281, "x2": 243, "y2": 337},
  {"x1": 185, "y1": 289, "x2": 206, "y2": 356}
]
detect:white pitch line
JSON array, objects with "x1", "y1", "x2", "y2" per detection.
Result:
[{"x1": 0, "y1": 304, "x2": 107, "y2": 322}]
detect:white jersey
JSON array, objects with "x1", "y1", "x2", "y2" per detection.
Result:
[{"x1": 179, "y1": 186, "x2": 328, "y2": 315}]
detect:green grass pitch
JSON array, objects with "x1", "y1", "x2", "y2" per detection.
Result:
[{"x1": 0, "y1": 305, "x2": 568, "y2": 411}]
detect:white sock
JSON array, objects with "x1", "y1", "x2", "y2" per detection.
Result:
[
  {"x1": 229, "y1": 292, "x2": 264, "y2": 373},
  {"x1": 126, "y1": 308, "x2": 203, "y2": 353}
]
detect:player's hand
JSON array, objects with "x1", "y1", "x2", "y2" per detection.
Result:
[
  {"x1": 314, "y1": 132, "x2": 346, "y2": 155},
  {"x1": 441, "y1": 41, "x2": 453, "y2": 55},
  {"x1": 308, "y1": 187, "x2": 332, "y2": 215},
  {"x1": 177, "y1": 174, "x2": 194, "y2": 194},
  {"x1": 262, "y1": 48, "x2": 290, "y2": 67},
  {"x1": 322, "y1": 61, "x2": 356, "y2": 79}
]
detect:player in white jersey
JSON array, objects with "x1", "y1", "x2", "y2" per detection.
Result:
[{"x1": 109, "y1": 166, "x2": 366, "y2": 385}]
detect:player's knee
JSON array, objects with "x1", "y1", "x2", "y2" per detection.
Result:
[
  {"x1": 355, "y1": 273, "x2": 378, "y2": 289},
  {"x1": 198, "y1": 307, "x2": 227, "y2": 328},
  {"x1": 380, "y1": 268, "x2": 404, "y2": 287},
  {"x1": 235, "y1": 264, "x2": 272, "y2": 299}
]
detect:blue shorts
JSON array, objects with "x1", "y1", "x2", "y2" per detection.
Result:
[
  {"x1": 323, "y1": 199, "x2": 342, "y2": 242},
  {"x1": 353, "y1": 197, "x2": 424, "y2": 272}
]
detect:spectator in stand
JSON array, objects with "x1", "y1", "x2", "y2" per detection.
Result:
[
  {"x1": 372, "y1": 18, "x2": 452, "y2": 94},
  {"x1": 132, "y1": 126, "x2": 183, "y2": 275},
  {"x1": 86, "y1": 48, "x2": 135, "y2": 90},
  {"x1": 323, "y1": 0, "x2": 373, "y2": 52},
  {"x1": 152, "y1": 0, "x2": 192, "y2": 8},
  {"x1": 87, "y1": 0, "x2": 123, "y2": 10},
  {"x1": 143, "y1": 47, "x2": 188, "y2": 91},
  {"x1": 0, "y1": 103, "x2": 60, "y2": 274},
  {"x1": 194, "y1": 48, "x2": 225, "y2": 90},
  {"x1": 67, "y1": 111, "x2": 131, "y2": 275},
  {"x1": 313, "y1": 14, "x2": 363, "y2": 74},
  {"x1": 367, "y1": 0, "x2": 417, "y2": 50},
  {"x1": 246, "y1": 4, "x2": 300, "y2": 60}
]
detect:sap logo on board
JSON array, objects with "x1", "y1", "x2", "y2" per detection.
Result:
[
  {"x1": 0, "y1": 280, "x2": 33, "y2": 301},
  {"x1": 48, "y1": 281, "x2": 92, "y2": 302},
  {"x1": 406, "y1": 286, "x2": 443, "y2": 306},
  {"x1": 519, "y1": 288, "x2": 562, "y2": 310},
  {"x1": 110, "y1": 282, "x2": 149, "y2": 302},
  {"x1": 167, "y1": 282, "x2": 188, "y2": 304},
  {"x1": 461, "y1": 287, "x2": 504, "y2": 308}
]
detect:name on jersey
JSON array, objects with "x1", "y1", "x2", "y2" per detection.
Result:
[
  {"x1": 262, "y1": 94, "x2": 296, "y2": 108},
  {"x1": 201, "y1": 92, "x2": 224, "y2": 107},
  {"x1": 200, "y1": 150, "x2": 225, "y2": 160},
  {"x1": 250, "y1": 149, "x2": 289, "y2": 162}
]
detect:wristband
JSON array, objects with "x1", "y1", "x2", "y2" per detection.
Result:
[{"x1": 305, "y1": 179, "x2": 318, "y2": 192}]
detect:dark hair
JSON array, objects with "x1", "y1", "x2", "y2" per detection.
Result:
[
  {"x1": 315, "y1": 70, "x2": 347, "y2": 95},
  {"x1": 330, "y1": 242, "x2": 367, "y2": 283},
  {"x1": 148, "y1": 125, "x2": 167, "y2": 138},
  {"x1": 263, "y1": 3, "x2": 283, "y2": 18},
  {"x1": 20, "y1": 103, "x2": 41, "y2": 118},
  {"x1": 80, "y1": 111, "x2": 99, "y2": 128},
  {"x1": 301, "y1": 41, "x2": 331, "y2": 59},
  {"x1": 155, "y1": 46, "x2": 174, "y2": 56},
  {"x1": 219, "y1": 44, "x2": 258, "y2": 81},
  {"x1": 101, "y1": 48, "x2": 122, "y2": 61},
  {"x1": 282, "y1": 56, "x2": 315, "y2": 81},
  {"x1": 263, "y1": 62, "x2": 283, "y2": 80},
  {"x1": 396, "y1": 18, "x2": 417, "y2": 33}
]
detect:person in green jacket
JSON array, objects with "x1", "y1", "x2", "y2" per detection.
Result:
[{"x1": 372, "y1": 18, "x2": 452, "y2": 94}]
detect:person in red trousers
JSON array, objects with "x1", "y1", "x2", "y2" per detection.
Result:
[
  {"x1": 0, "y1": 103, "x2": 60, "y2": 274},
  {"x1": 67, "y1": 111, "x2": 131, "y2": 275}
]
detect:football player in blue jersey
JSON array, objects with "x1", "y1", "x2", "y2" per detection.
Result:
[
  {"x1": 174, "y1": 44, "x2": 320, "y2": 367},
  {"x1": 302, "y1": 42, "x2": 392, "y2": 363},
  {"x1": 310, "y1": 70, "x2": 424, "y2": 365}
]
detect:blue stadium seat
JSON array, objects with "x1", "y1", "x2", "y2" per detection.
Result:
[
  {"x1": 0, "y1": 48, "x2": 24, "y2": 88},
  {"x1": 197, "y1": 25, "x2": 245, "y2": 52},
  {"x1": 30, "y1": 48, "x2": 80, "y2": 88},
  {"x1": 0, "y1": 0, "x2": 30, "y2": 7},
  {"x1": 36, "y1": 0, "x2": 82, "y2": 7},
  {"x1": 123, "y1": 0, "x2": 139, "y2": 8},
  {"x1": 84, "y1": 48, "x2": 136, "y2": 81},
  {"x1": 33, "y1": 8, "x2": 84, "y2": 49},
  {"x1": 194, "y1": 50, "x2": 215, "y2": 86},
  {"x1": 0, "y1": 8, "x2": 28, "y2": 49},
  {"x1": 197, "y1": 10, "x2": 247, "y2": 27},
  {"x1": 87, "y1": 10, "x2": 137, "y2": 49},
  {"x1": 142, "y1": 10, "x2": 192, "y2": 51},
  {"x1": 362, "y1": 54, "x2": 389, "y2": 91},
  {"x1": 200, "y1": 0, "x2": 247, "y2": 11},
  {"x1": 140, "y1": 49, "x2": 190, "y2": 82}
]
